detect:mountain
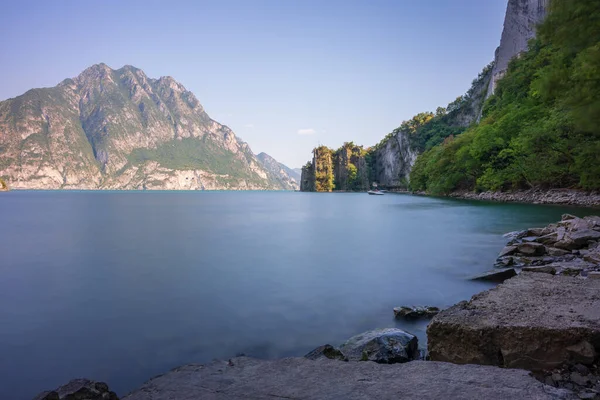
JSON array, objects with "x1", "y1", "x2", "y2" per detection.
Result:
[
  {"x1": 0, "y1": 64, "x2": 289, "y2": 190},
  {"x1": 256, "y1": 152, "x2": 299, "y2": 190},
  {"x1": 292, "y1": 168, "x2": 302, "y2": 179}
]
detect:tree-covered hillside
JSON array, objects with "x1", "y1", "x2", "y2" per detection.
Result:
[{"x1": 410, "y1": 0, "x2": 600, "y2": 194}]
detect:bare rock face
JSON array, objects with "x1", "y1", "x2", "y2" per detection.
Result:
[
  {"x1": 427, "y1": 272, "x2": 600, "y2": 371},
  {"x1": 0, "y1": 64, "x2": 289, "y2": 190},
  {"x1": 122, "y1": 357, "x2": 574, "y2": 400},
  {"x1": 33, "y1": 379, "x2": 119, "y2": 400},
  {"x1": 487, "y1": 0, "x2": 549, "y2": 96},
  {"x1": 371, "y1": 130, "x2": 417, "y2": 188}
]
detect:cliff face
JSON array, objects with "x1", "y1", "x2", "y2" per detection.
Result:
[
  {"x1": 371, "y1": 131, "x2": 416, "y2": 189},
  {"x1": 256, "y1": 152, "x2": 299, "y2": 190},
  {"x1": 487, "y1": 0, "x2": 549, "y2": 96},
  {"x1": 0, "y1": 64, "x2": 288, "y2": 190}
]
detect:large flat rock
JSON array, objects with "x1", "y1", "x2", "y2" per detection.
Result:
[
  {"x1": 122, "y1": 356, "x2": 573, "y2": 399},
  {"x1": 428, "y1": 272, "x2": 600, "y2": 371}
]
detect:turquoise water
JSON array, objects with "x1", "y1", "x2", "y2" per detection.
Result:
[{"x1": 0, "y1": 191, "x2": 596, "y2": 399}]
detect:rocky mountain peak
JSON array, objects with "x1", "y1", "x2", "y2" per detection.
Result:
[{"x1": 0, "y1": 64, "x2": 293, "y2": 191}]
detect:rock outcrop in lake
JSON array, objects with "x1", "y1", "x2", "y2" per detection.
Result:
[{"x1": 0, "y1": 64, "x2": 291, "y2": 190}]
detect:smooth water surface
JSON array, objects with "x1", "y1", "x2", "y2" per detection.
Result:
[{"x1": 0, "y1": 191, "x2": 597, "y2": 399}]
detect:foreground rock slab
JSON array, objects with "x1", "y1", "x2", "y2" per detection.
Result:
[
  {"x1": 428, "y1": 272, "x2": 600, "y2": 371},
  {"x1": 123, "y1": 357, "x2": 574, "y2": 400}
]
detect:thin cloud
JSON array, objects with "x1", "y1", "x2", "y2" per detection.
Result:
[{"x1": 297, "y1": 128, "x2": 316, "y2": 135}]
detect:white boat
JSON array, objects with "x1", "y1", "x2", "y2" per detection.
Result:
[{"x1": 367, "y1": 190, "x2": 384, "y2": 195}]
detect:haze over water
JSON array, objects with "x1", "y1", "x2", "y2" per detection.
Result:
[{"x1": 0, "y1": 191, "x2": 596, "y2": 399}]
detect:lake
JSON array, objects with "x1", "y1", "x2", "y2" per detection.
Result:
[{"x1": 0, "y1": 191, "x2": 596, "y2": 399}]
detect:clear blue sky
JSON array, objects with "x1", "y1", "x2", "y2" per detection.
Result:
[{"x1": 0, "y1": 0, "x2": 506, "y2": 168}]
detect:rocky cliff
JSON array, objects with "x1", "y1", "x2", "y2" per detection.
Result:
[
  {"x1": 256, "y1": 152, "x2": 299, "y2": 190},
  {"x1": 0, "y1": 64, "x2": 289, "y2": 190},
  {"x1": 487, "y1": 0, "x2": 548, "y2": 96},
  {"x1": 300, "y1": 144, "x2": 370, "y2": 192},
  {"x1": 301, "y1": 0, "x2": 548, "y2": 192}
]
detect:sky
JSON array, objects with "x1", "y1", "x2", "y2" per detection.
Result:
[{"x1": 0, "y1": 0, "x2": 507, "y2": 168}]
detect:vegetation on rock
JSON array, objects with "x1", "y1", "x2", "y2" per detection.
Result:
[{"x1": 410, "y1": 0, "x2": 600, "y2": 194}]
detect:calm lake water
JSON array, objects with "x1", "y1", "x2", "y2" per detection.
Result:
[{"x1": 0, "y1": 191, "x2": 597, "y2": 399}]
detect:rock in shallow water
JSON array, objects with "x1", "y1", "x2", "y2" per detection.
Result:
[
  {"x1": 339, "y1": 328, "x2": 419, "y2": 363},
  {"x1": 393, "y1": 306, "x2": 440, "y2": 320},
  {"x1": 122, "y1": 357, "x2": 575, "y2": 400}
]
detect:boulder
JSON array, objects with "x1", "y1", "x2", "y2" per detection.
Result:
[
  {"x1": 122, "y1": 357, "x2": 575, "y2": 400},
  {"x1": 33, "y1": 379, "x2": 119, "y2": 400},
  {"x1": 427, "y1": 273, "x2": 600, "y2": 371},
  {"x1": 393, "y1": 306, "x2": 440, "y2": 320},
  {"x1": 536, "y1": 233, "x2": 559, "y2": 245},
  {"x1": 470, "y1": 268, "x2": 517, "y2": 282},
  {"x1": 304, "y1": 344, "x2": 346, "y2": 361},
  {"x1": 339, "y1": 328, "x2": 419, "y2": 363},
  {"x1": 517, "y1": 242, "x2": 547, "y2": 256},
  {"x1": 548, "y1": 247, "x2": 571, "y2": 257},
  {"x1": 588, "y1": 272, "x2": 600, "y2": 279},
  {"x1": 498, "y1": 245, "x2": 518, "y2": 257},
  {"x1": 522, "y1": 265, "x2": 557, "y2": 274}
]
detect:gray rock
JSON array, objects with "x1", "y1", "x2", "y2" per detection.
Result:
[
  {"x1": 573, "y1": 364, "x2": 590, "y2": 376},
  {"x1": 393, "y1": 306, "x2": 440, "y2": 320},
  {"x1": 304, "y1": 344, "x2": 346, "y2": 361},
  {"x1": 122, "y1": 357, "x2": 576, "y2": 400},
  {"x1": 33, "y1": 379, "x2": 118, "y2": 400},
  {"x1": 427, "y1": 273, "x2": 600, "y2": 371},
  {"x1": 471, "y1": 268, "x2": 517, "y2": 282},
  {"x1": 522, "y1": 265, "x2": 557, "y2": 274},
  {"x1": 588, "y1": 272, "x2": 600, "y2": 280},
  {"x1": 549, "y1": 247, "x2": 572, "y2": 257},
  {"x1": 518, "y1": 242, "x2": 547, "y2": 256},
  {"x1": 499, "y1": 245, "x2": 518, "y2": 257},
  {"x1": 339, "y1": 328, "x2": 419, "y2": 363},
  {"x1": 570, "y1": 372, "x2": 590, "y2": 387}
]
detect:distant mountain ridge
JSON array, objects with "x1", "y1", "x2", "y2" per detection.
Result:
[
  {"x1": 0, "y1": 64, "x2": 291, "y2": 190},
  {"x1": 256, "y1": 152, "x2": 299, "y2": 190}
]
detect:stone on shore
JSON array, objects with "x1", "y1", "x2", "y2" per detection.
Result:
[
  {"x1": 393, "y1": 306, "x2": 440, "y2": 320},
  {"x1": 339, "y1": 328, "x2": 419, "y2": 363},
  {"x1": 33, "y1": 379, "x2": 119, "y2": 400},
  {"x1": 494, "y1": 215, "x2": 600, "y2": 276},
  {"x1": 304, "y1": 344, "x2": 347, "y2": 361},
  {"x1": 470, "y1": 268, "x2": 517, "y2": 282},
  {"x1": 427, "y1": 272, "x2": 600, "y2": 371},
  {"x1": 122, "y1": 357, "x2": 575, "y2": 400}
]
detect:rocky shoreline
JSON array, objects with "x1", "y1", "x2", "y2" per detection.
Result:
[
  {"x1": 33, "y1": 214, "x2": 600, "y2": 399},
  {"x1": 446, "y1": 188, "x2": 600, "y2": 207}
]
